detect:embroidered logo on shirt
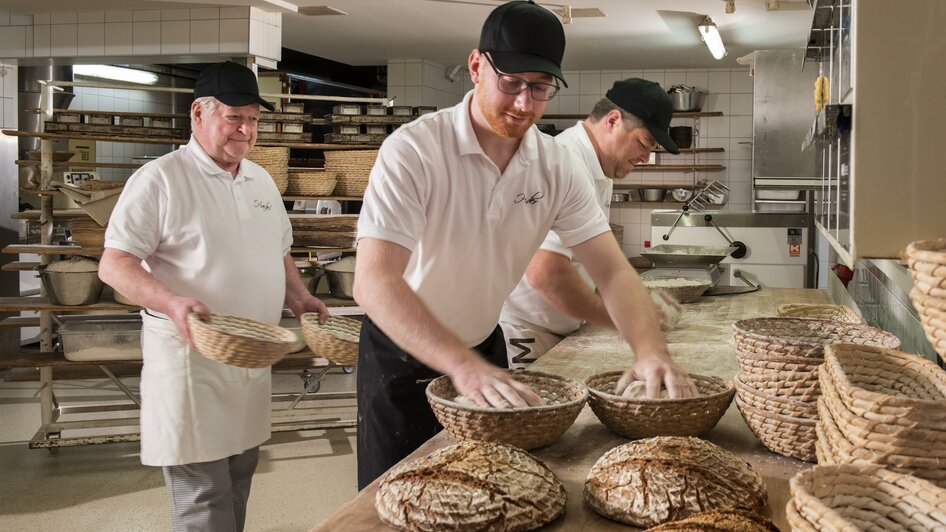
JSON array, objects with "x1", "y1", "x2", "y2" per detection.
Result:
[
  {"x1": 514, "y1": 192, "x2": 545, "y2": 205},
  {"x1": 253, "y1": 200, "x2": 273, "y2": 211}
]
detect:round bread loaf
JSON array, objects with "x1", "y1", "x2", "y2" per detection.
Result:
[
  {"x1": 376, "y1": 440, "x2": 566, "y2": 531},
  {"x1": 644, "y1": 509, "x2": 778, "y2": 531},
  {"x1": 584, "y1": 436, "x2": 767, "y2": 528}
]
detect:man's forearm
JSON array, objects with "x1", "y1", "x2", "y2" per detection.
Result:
[
  {"x1": 527, "y1": 252, "x2": 613, "y2": 328},
  {"x1": 596, "y1": 268, "x2": 669, "y2": 360},
  {"x1": 99, "y1": 248, "x2": 180, "y2": 314}
]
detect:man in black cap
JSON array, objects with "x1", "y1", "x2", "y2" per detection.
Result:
[
  {"x1": 354, "y1": 1, "x2": 695, "y2": 488},
  {"x1": 99, "y1": 61, "x2": 328, "y2": 531},
  {"x1": 501, "y1": 78, "x2": 685, "y2": 365}
]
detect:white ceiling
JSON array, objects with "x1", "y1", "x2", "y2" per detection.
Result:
[{"x1": 6, "y1": 0, "x2": 815, "y2": 70}]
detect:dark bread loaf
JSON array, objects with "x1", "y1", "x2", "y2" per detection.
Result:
[
  {"x1": 376, "y1": 440, "x2": 566, "y2": 531},
  {"x1": 584, "y1": 436, "x2": 767, "y2": 528},
  {"x1": 645, "y1": 509, "x2": 779, "y2": 531}
]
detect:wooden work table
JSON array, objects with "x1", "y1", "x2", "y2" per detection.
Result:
[{"x1": 311, "y1": 287, "x2": 833, "y2": 531}]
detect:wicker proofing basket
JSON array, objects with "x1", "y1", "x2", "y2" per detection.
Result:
[
  {"x1": 641, "y1": 277, "x2": 712, "y2": 303},
  {"x1": 187, "y1": 313, "x2": 296, "y2": 368},
  {"x1": 585, "y1": 372, "x2": 734, "y2": 439},
  {"x1": 735, "y1": 395, "x2": 817, "y2": 462},
  {"x1": 246, "y1": 146, "x2": 289, "y2": 194},
  {"x1": 324, "y1": 149, "x2": 378, "y2": 196},
  {"x1": 426, "y1": 370, "x2": 587, "y2": 450},
  {"x1": 733, "y1": 373, "x2": 818, "y2": 420},
  {"x1": 735, "y1": 368, "x2": 821, "y2": 403},
  {"x1": 286, "y1": 168, "x2": 337, "y2": 196},
  {"x1": 299, "y1": 314, "x2": 360, "y2": 367},
  {"x1": 776, "y1": 303, "x2": 863, "y2": 324},
  {"x1": 733, "y1": 318, "x2": 901, "y2": 361},
  {"x1": 789, "y1": 464, "x2": 946, "y2": 531},
  {"x1": 906, "y1": 241, "x2": 946, "y2": 360},
  {"x1": 68, "y1": 218, "x2": 106, "y2": 248}
]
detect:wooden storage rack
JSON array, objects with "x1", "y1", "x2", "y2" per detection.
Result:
[{"x1": 2, "y1": 79, "x2": 385, "y2": 450}]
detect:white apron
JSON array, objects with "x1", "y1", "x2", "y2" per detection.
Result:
[
  {"x1": 140, "y1": 312, "x2": 271, "y2": 466},
  {"x1": 499, "y1": 320, "x2": 566, "y2": 368}
]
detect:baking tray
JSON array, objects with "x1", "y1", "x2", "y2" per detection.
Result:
[
  {"x1": 59, "y1": 319, "x2": 142, "y2": 361},
  {"x1": 640, "y1": 245, "x2": 737, "y2": 266}
]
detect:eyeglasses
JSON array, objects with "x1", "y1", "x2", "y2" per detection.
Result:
[{"x1": 482, "y1": 53, "x2": 560, "y2": 101}]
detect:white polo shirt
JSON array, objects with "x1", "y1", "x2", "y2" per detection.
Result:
[
  {"x1": 105, "y1": 138, "x2": 292, "y2": 466},
  {"x1": 358, "y1": 92, "x2": 611, "y2": 346},
  {"x1": 501, "y1": 121, "x2": 614, "y2": 335}
]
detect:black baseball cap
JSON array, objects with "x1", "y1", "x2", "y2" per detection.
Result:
[
  {"x1": 193, "y1": 61, "x2": 275, "y2": 112},
  {"x1": 606, "y1": 78, "x2": 679, "y2": 154},
  {"x1": 479, "y1": 1, "x2": 568, "y2": 87}
]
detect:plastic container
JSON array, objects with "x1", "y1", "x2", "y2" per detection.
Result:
[{"x1": 59, "y1": 319, "x2": 143, "y2": 361}]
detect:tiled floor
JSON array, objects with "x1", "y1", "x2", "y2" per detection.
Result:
[{"x1": 0, "y1": 369, "x2": 359, "y2": 531}]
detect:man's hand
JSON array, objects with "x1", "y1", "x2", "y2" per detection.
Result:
[
  {"x1": 289, "y1": 293, "x2": 330, "y2": 324},
  {"x1": 166, "y1": 296, "x2": 211, "y2": 347},
  {"x1": 450, "y1": 356, "x2": 544, "y2": 408},
  {"x1": 614, "y1": 357, "x2": 698, "y2": 399}
]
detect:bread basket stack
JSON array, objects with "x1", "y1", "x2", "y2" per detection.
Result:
[
  {"x1": 585, "y1": 372, "x2": 734, "y2": 438},
  {"x1": 776, "y1": 303, "x2": 863, "y2": 324},
  {"x1": 426, "y1": 370, "x2": 587, "y2": 450},
  {"x1": 246, "y1": 146, "x2": 289, "y2": 194},
  {"x1": 905, "y1": 239, "x2": 946, "y2": 361},
  {"x1": 323, "y1": 149, "x2": 378, "y2": 196},
  {"x1": 786, "y1": 464, "x2": 946, "y2": 531},
  {"x1": 299, "y1": 314, "x2": 361, "y2": 366},
  {"x1": 815, "y1": 344, "x2": 946, "y2": 487},
  {"x1": 731, "y1": 318, "x2": 901, "y2": 462},
  {"x1": 187, "y1": 313, "x2": 298, "y2": 368},
  {"x1": 68, "y1": 218, "x2": 107, "y2": 248},
  {"x1": 286, "y1": 168, "x2": 336, "y2": 196}
]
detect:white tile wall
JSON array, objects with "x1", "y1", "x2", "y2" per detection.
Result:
[
  {"x1": 0, "y1": 60, "x2": 16, "y2": 129},
  {"x1": 77, "y1": 23, "x2": 105, "y2": 56}
]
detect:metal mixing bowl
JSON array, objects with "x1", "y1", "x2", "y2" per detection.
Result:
[
  {"x1": 640, "y1": 188, "x2": 666, "y2": 202},
  {"x1": 37, "y1": 267, "x2": 104, "y2": 306}
]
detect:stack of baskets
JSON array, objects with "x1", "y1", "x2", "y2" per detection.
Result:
[
  {"x1": 585, "y1": 371, "x2": 735, "y2": 439},
  {"x1": 816, "y1": 343, "x2": 946, "y2": 487},
  {"x1": 187, "y1": 313, "x2": 298, "y2": 368},
  {"x1": 246, "y1": 146, "x2": 289, "y2": 194},
  {"x1": 786, "y1": 464, "x2": 946, "y2": 531},
  {"x1": 731, "y1": 318, "x2": 901, "y2": 462},
  {"x1": 323, "y1": 149, "x2": 378, "y2": 196},
  {"x1": 426, "y1": 370, "x2": 587, "y2": 450},
  {"x1": 299, "y1": 314, "x2": 361, "y2": 367},
  {"x1": 68, "y1": 218, "x2": 107, "y2": 248},
  {"x1": 905, "y1": 239, "x2": 946, "y2": 361},
  {"x1": 776, "y1": 303, "x2": 863, "y2": 324},
  {"x1": 286, "y1": 168, "x2": 336, "y2": 196}
]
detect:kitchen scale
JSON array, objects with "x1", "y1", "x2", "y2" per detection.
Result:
[{"x1": 639, "y1": 245, "x2": 761, "y2": 296}]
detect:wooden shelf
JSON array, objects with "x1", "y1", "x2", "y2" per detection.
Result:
[
  {"x1": 3, "y1": 244, "x2": 102, "y2": 256},
  {"x1": 611, "y1": 201, "x2": 685, "y2": 207},
  {"x1": 1, "y1": 129, "x2": 375, "y2": 151},
  {"x1": 12, "y1": 209, "x2": 92, "y2": 220},
  {"x1": 290, "y1": 247, "x2": 355, "y2": 255},
  {"x1": 633, "y1": 164, "x2": 725, "y2": 172},
  {"x1": 283, "y1": 195, "x2": 363, "y2": 202},
  {"x1": 656, "y1": 147, "x2": 725, "y2": 153},
  {"x1": 16, "y1": 159, "x2": 142, "y2": 169},
  {"x1": 0, "y1": 296, "x2": 133, "y2": 312},
  {"x1": 541, "y1": 111, "x2": 723, "y2": 120},
  {"x1": 1, "y1": 261, "x2": 40, "y2": 272}
]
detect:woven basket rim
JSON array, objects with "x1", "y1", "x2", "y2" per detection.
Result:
[
  {"x1": 825, "y1": 344, "x2": 946, "y2": 407},
  {"x1": 776, "y1": 303, "x2": 863, "y2": 323},
  {"x1": 735, "y1": 395, "x2": 817, "y2": 426},
  {"x1": 906, "y1": 239, "x2": 946, "y2": 264},
  {"x1": 734, "y1": 373, "x2": 819, "y2": 406},
  {"x1": 733, "y1": 318, "x2": 901, "y2": 349},
  {"x1": 585, "y1": 371, "x2": 733, "y2": 404},
  {"x1": 426, "y1": 370, "x2": 588, "y2": 412},
  {"x1": 189, "y1": 312, "x2": 297, "y2": 343}
]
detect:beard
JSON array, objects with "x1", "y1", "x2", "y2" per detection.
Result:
[{"x1": 474, "y1": 85, "x2": 537, "y2": 139}]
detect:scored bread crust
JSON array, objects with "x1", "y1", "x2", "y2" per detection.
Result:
[
  {"x1": 644, "y1": 508, "x2": 779, "y2": 531},
  {"x1": 376, "y1": 440, "x2": 566, "y2": 531},
  {"x1": 584, "y1": 437, "x2": 767, "y2": 528}
]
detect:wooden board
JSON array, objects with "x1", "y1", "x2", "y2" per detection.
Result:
[
  {"x1": 257, "y1": 131, "x2": 311, "y2": 142},
  {"x1": 309, "y1": 287, "x2": 834, "y2": 532},
  {"x1": 325, "y1": 114, "x2": 414, "y2": 125},
  {"x1": 323, "y1": 133, "x2": 388, "y2": 144},
  {"x1": 289, "y1": 214, "x2": 360, "y2": 232},
  {"x1": 2, "y1": 244, "x2": 103, "y2": 256},
  {"x1": 45, "y1": 122, "x2": 183, "y2": 138}
]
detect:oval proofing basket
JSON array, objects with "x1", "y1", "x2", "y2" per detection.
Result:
[
  {"x1": 426, "y1": 370, "x2": 587, "y2": 450},
  {"x1": 299, "y1": 314, "x2": 361, "y2": 366},
  {"x1": 585, "y1": 372, "x2": 734, "y2": 439},
  {"x1": 188, "y1": 313, "x2": 296, "y2": 368}
]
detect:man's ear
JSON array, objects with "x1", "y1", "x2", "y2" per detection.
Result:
[
  {"x1": 468, "y1": 49, "x2": 483, "y2": 84},
  {"x1": 606, "y1": 109, "x2": 623, "y2": 130}
]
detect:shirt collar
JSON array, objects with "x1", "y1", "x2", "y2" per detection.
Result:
[
  {"x1": 185, "y1": 136, "x2": 258, "y2": 183},
  {"x1": 454, "y1": 90, "x2": 539, "y2": 166},
  {"x1": 571, "y1": 121, "x2": 608, "y2": 182}
]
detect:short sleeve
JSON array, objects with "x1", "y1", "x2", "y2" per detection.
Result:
[
  {"x1": 549, "y1": 164, "x2": 611, "y2": 249},
  {"x1": 104, "y1": 169, "x2": 164, "y2": 260}
]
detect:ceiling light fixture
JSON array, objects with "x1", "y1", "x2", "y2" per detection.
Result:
[
  {"x1": 73, "y1": 65, "x2": 159, "y2": 85},
  {"x1": 698, "y1": 16, "x2": 727, "y2": 60}
]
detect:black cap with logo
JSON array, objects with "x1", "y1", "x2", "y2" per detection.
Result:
[
  {"x1": 479, "y1": 0, "x2": 568, "y2": 87},
  {"x1": 193, "y1": 61, "x2": 275, "y2": 112},
  {"x1": 606, "y1": 78, "x2": 679, "y2": 154}
]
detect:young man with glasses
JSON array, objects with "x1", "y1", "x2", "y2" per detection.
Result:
[
  {"x1": 501, "y1": 78, "x2": 685, "y2": 365},
  {"x1": 353, "y1": 0, "x2": 696, "y2": 489}
]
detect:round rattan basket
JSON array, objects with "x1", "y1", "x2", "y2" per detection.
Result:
[
  {"x1": 68, "y1": 218, "x2": 106, "y2": 248},
  {"x1": 187, "y1": 313, "x2": 297, "y2": 368},
  {"x1": 776, "y1": 303, "x2": 863, "y2": 324},
  {"x1": 286, "y1": 168, "x2": 337, "y2": 196},
  {"x1": 906, "y1": 239, "x2": 946, "y2": 360},
  {"x1": 585, "y1": 372, "x2": 734, "y2": 438},
  {"x1": 299, "y1": 314, "x2": 360, "y2": 366},
  {"x1": 735, "y1": 395, "x2": 817, "y2": 462},
  {"x1": 246, "y1": 146, "x2": 289, "y2": 194},
  {"x1": 735, "y1": 368, "x2": 821, "y2": 403},
  {"x1": 426, "y1": 370, "x2": 587, "y2": 450},
  {"x1": 733, "y1": 373, "x2": 818, "y2": 419},
  {"x1": 789, "y1": 464, "x2": 946, "y2": 531},
  {"x1": 641, "y1": 277, "x2": 712, "y2": 303},
  {"x1": 733, "y1": 318, "x2": 901, "y2": 361},
  {"x1": 324, "y1": 149, "x2": 378, "y2": 197}
]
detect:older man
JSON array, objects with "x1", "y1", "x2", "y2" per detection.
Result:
[
  {"x1": 99, "y1": 61, "x2": 328, "y2": 531},
  {"x1": 501, "y1": 78, "x2": 681, "y2": 364},
  {"x1": 353, "y1": 1, "x2": 696, "y2": 489}
]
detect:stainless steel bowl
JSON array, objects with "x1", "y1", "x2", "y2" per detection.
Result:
[
  {"x1": 324, "y1": 257, "x2": 355, "y2": 299},
  {"x1": 611, "y1": 192, "x2": 629, "y2": 203},
  {"x1": 668, "y1": 85, "x2": 707, "y2": 111},
  {"x1": 640, "y1": 188, "x2": 666, "y2": 202},
  {"x1": 37, "y1": 267, "x2": 104, "y2": 306}
]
